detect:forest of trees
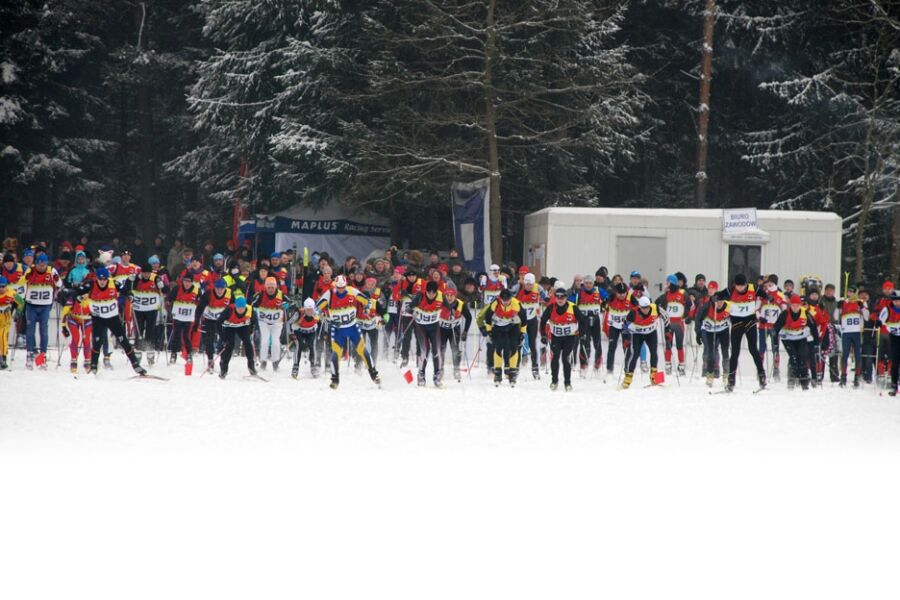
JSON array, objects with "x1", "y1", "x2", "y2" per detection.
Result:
[{"x1": 1, "y1": 1, "x2": 898, "y2": 281}]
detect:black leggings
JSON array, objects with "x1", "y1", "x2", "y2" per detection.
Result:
[
  {"x1": 292, "y1": 331, "x2": 317, "y2": 370},
  {"x1": 701, "y1": 329, "x2": 729, "y2": 375},
  {"x1": 91, "y1": 316, "x2": 139, "y2": 369},
  {"x1": 728, "y1": 317, "x2": 764, "y2": 385},
  {"x1": 783, "y1": 338, "x2": 811, "y2": 387},
  {"x1": 551, "y1": 335, "x2": 577, "y2": 385},
  {"x1": 606, "y1": 327, "x2": 628, "y2": 372},
  {"x1": 439, "y1": 326, "x2": 463, "y2": 370},
  {"x1": 579, "y1": 313, "x2": 602, "y2": 369},
  {"x1": 626, "y1": 331, "x2": 658, "y2": 373},
  {"x1": 491, "y1": 326, "x2": 521, "y2": 373},
  {"x1": 415, "y1": 324, "x2": 443, "y2": 380},
  {"x1": 169, "y1": 320, "x2": 193, "y2": 357},
  {"x1": 201, "y1": 317, "x2": 221, "y2": 360},
  {"x1": 525, "y1": 319, "x2": 539, "y2": 370},
  {"x1": 221, "y1": 326, "x2": 255, "y2": 372},
  {"x1": 133, "y1": 311, "x2": 159, "y2": 352},
  {"x1": 891, "y1": 335, "x2": 900, "y2": 390}
]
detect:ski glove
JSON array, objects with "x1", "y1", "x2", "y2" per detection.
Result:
[
  {"x1": 62, "y1": 327, "x2": 70, "y2": 338},
  {"x1": 460, "y1": 332, "x2": 467, "y2": 342}
]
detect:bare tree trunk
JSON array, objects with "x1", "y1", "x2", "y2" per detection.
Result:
[
  {"x1": 695, "y1": 0, "x2": 716, "y2": 208},
  {"x1": 854, "y1": 119, "x2": 877, "y2": 282},
  {"x1": 135, "y1": 2, "x2": 158, "y2": 243},
  {"x1": 484, "y1": 0, "x2": 502, "y2": 263},
  {"x1": 890, "y1": 188, "x2": 900, "y2": 282}
]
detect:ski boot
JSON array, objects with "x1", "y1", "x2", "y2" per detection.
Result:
[
  {"x1": 772, "y1": 365, "x2": 780, "y2": 383},
  {"x1": 0, "y1": 355, "x2": 7, "y2": 370},
  {"x1": 433, "y1": 376, "x2": 443, "y2": 389},
  {"x1": 89, "y1": 365, "x2": 99, "y2": 375},
  {"x1": 260, "y1": 361, "x2": 267, "y2": 371},
  {"x1": 369, "y1": 368, "x2": 381, "y2": 386},
  {"x1": 219, "y1": 368, "x2": 228, "y2": 380},
  {"x1": 291, "y1": 365, "x2": 299, "y2": 379},
  {"x1": 249, "y1": 365, "x2": 258, "y2": 377},
  {"x1": 853, "y1": 374, "x2": 860, "y2": 389},
  {"x1": 532, "y1": 367, "x2": 540, "y2": 381},
  {"x1": 206, "y1": 361, "x2": 215, "y2": 374},
  {"x1": 70, "y1": 360, "x2": 78, "y2": 374},
  {"x1": 508, "y1": 369, "x2": 518, "y2": 388},
  {"x1": 330, "y1": 375, "x2": 339, "y2": 390},
  {"x1": 550, "y1": 381, "x2": 558, "y2": 391},
  {"x1": 565, "y1": 383, "x2": 573, "y2": 392},
  {"x1": 664, "y1": 362, "x2": 672, "y2": 375},
  {"x1": 493, "y1": 369, "x2": 503, "y2": 387},
  {"x1": 25, "y1": 352, "x2": 34, "y2": 370},
  {"x1": 758, "y1": 373, "x2": 767, "y2": 389},
  {"x1": 417, "y1": 372, "x2": 426, "y2": 387},
  {"x1": 454, "y1": 367, "x2": 462, "y2": 382},
  {"x1": 677, "y1": 364, "x2": 686, "y2": 377},
  {"x1": 133, "y1": 365, "x2": 147, "y2": 377},
  {"x1": 272, "y1": 360, "x2": 280, "y2": 372},
  {"x1": 621, "y1": 372, "x2": 634, "y2": 389},
  {"x1": 134, "y1": 351, "x2": 143, "y2": 366},
  {"x1": 147, "y1": 352, "x2": 156, "y2": 366},
  {"x1": 724, "y1": 382, "x2": 735, "y2": 393},
  {"x1": 103, "y1": 355, "x2": 113, "y2": 370},
  {"x1": 399, "y1": 358, "x2": 409, "y2": 368},
  {"x1": 839, "y1": 374, "x2": 847, "y2": 388},
  {"x1": 84, "y1": 360, "x2": 92, "y2": 373},
  {"x1": 310, "y1": 367, "x2": 320, "y2": 379},
  {"x1": 640, "y1": 360, "x2": 649, "y2": 373},
  {"x1": 800, "y1": 379, "x2": 810, "y2": 391},
  {"x1": 706, "y1": 373, "x2": 714, "y2": 388},
  {"x1": 170, "y1": 352, "x2": 178, "y2": 364}
]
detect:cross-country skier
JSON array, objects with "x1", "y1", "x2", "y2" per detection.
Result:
[
  {"x1": 22, "y1": 253, "x2": 61, "y2": 369},
  {"x1": 72, "y1": 266, "x2": 146, "y2": 376},
  {"x1": 575, "y1": 275, "x2": 606, "y2": 377},
  {"x1": 196, "y1": 278, "x2": 232, "y2": 373},
  {"x1": 217, "y1": 296, "x2": 257, "y2": 379},
  {"x1": 724, "y1": 274, "x2": 766, "y2": 392},
  {"x1": 603, "y1": 282, "x2": 631, "y2": 377},
  {"x1": 287, "y1": 298, "x2": 320, "y2": 379},
  {"x1": 621, "y1": 296, "x2": 669, "y2": 389},
  {"x1": 835, "y1": 285, "x2": 868, "y2": 387},
  {"x1": 774, "y1": 295, "x2": 818, "y2": 390},
  {"x1": 877, "y1": 288, "x2": 900, "y2": 395},
  {"x1": 481, "y1": 288, "x2": 527, "y2": 386},
  {"x1": 516, "y1": 272, "x2": 549, "y2": 379},
  {"x1": 253, "y1": 276, "x2": 286, "y2": 371},
  {"x1": 316, "y1": 275, "x2": 381, "y2": 389},
  {"x1": 656, "y1": 274, "x2": 692, "y2": 376},
  {"x1": 694, "y1": 289, "x2": 730, "y2": 387},
  {"x1": 131, "y1": 263, "x2": 167, "y2": 366},
  {"x1": 410, "y1": 280, "x2": 444, "y2": 386},
  {"x1": 167, "y1": 274, "x2": 200, "y2": 367},
  {"x1": 0, "y1": 276, "x2": 23, "y2": 370},
  {"x1": 540, "y1": 283, "x2": 586, "y2": 391},
  {"x1": 438, "y1": 281, "x2": 472, "y2": 382}
]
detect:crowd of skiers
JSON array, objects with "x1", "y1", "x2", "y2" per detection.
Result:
[{"x1": 2, "y1": 237, "x2": 900, "y2": 395}]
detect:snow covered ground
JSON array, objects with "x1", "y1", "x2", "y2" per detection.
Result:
[{"x1": 2, "y1": 347, "x2": 900, "y2": 599}]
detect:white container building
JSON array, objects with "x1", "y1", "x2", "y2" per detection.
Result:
[{"x1": 522, "y1": 207, "x2": 843, "y2": 295}]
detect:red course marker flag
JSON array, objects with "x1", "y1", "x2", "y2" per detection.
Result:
[{"x1": 402, "y1": 369, "x2": 414, "y2": 384}]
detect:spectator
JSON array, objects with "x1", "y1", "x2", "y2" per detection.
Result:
[
  {"x1": 167, "y1": 238, "x2": 184, "y2": 275},
  {"x1": 132, "y1": 236, "x2": 148, "y2": 264}
]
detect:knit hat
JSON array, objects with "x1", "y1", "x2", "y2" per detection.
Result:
[
  {"x1": 235, "y1": 296, "x2": 247, "y2": 309},
  {"x1": 638, "y1": 296, "x2": 651, "y2": 308},
  {"x1": 214, "y1": 278, "x2": 226, "y2": 289},
  {"x1": 303, "y1": 298, "x2": 316, "y2": 309},
  {"x1": 734, "y1": 274, "x2": 748, "y2": 286},
  {"x1": 95, "y1": 266, "x2": 110, "y2": 279}
]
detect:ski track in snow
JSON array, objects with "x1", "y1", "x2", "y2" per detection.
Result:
[{"x1": 2, "y1": 351, "x2": 899, "y2": 458}]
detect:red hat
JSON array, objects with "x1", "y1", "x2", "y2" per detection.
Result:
[
  {"x1": 883, "y1": 281, "x2": 894, "y2": 291},
  {"x1": 708, "y1": 281, "x2": 718, "y2": 291},
  {"x1": 518, "y1": 266, "x2": 530, "y2": 275},
  {"x1": 437, "y1": 263, "x2": 449, "y2": 274},
  {"x1": 74, "y1": 244, "x2": 85, "y2": 253},
  {"x1": 790, "y1": 294, "x2": 802, "y2": 306}
]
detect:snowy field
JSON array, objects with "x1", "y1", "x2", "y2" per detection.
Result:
[{"x1": 3, "y1": 346, "x2": 900, "y2": 599}]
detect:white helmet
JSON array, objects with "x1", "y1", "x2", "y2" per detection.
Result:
[
  {"x1": 303, "y1": 298, "x2": 316, "y2": 310},
  {"x1": 524, "y1": 273, "x2": 535, "y2": 285},
  {"x1": 335, "y1": 275, "x2": 347, "y2": 288},
  {"x1": 638, "y1": 296, "x2": 651, "y2": 308}
]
